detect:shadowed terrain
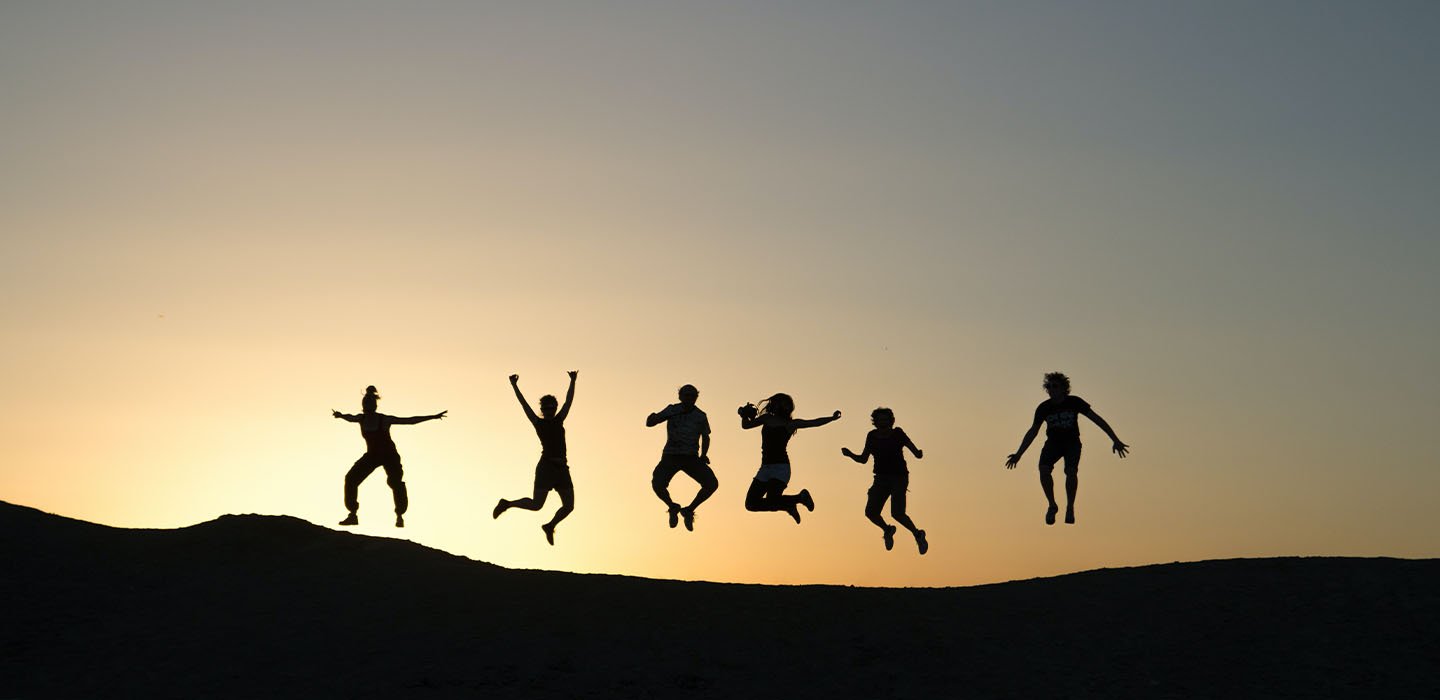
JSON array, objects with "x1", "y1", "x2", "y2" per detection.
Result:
[{"x1": 2, "y1": 501, "x2": 1435, "y2": 699}]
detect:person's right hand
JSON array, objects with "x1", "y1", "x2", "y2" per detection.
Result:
[
  {"x1": 1004, "y1": 453, "x2": 1021, "y2": 469},
  {"x1": 509, "y1": 374, "x2": 520, "y2": 385},
  {"x1": 841, "y1": 447, "x2": 857, "y2": 459},
  {"x1": 331, "y1": 409, "x2": 342, "y2": 418}
]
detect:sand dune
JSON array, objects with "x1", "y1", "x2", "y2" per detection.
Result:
[{"x1": 2, "y1": 500, "x2": 1435, "y2": 699}]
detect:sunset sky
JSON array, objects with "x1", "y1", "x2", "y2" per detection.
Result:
[{"x1": 2, "y1": 1, "x2": 1437, "y2": 587}]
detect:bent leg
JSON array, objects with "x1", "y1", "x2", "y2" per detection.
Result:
[
  {"x1": 682, "y1": 461, "x2": 719, "y2": 511},
  {"x1": 651, "y1": 459, "x2": 679, "y2": 509},
  {"x1": 344, "y1": 457, "x2": 381, "y2": 514},
  {"x1": 864, "y1": 481, "x2": 890, "y2": 530},
  {"x1": 383, "y1": 462, "x2": 408, "y2": 515},
  {"x1": 890, "y1": 482, "x2": 920, "y2": 535},
  {"x1": 546, "y1": 485, "x2": 575, "y2": 528}
]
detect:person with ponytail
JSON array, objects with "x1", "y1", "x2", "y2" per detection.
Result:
[
  {"x1": 738, "y1": 393, "x2": 840, "y2": 524},
  {"x1": 332, "y1": 386, "x2": 446, "y2": 528}
]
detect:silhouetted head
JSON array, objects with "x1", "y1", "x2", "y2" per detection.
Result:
[
  {"x1": 758, "y1": 393, "x2": 794, "y2": 420},
  {"x1": 362, "y1": 386, "x2": 379, "y2": 414},
  {"x1": 1043, "y1": 372, "x2": 1071, "y2": 399},
  {"x1": 871, "y1": 407, "x2": 895, "y2": 429},
  {"x1": 539, "y1": 394, "x2": 558, "y2": 418},
  {"x1": 678, "y1": 384, "x2": 699, "y2": 406}
]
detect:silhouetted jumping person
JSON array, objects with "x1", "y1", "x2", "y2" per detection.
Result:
[
  {"x1": 841, "y1": 407, "x2": 928, "y2": 554},
  {"x1": 739, "y1": 393, "x2": 840, "y2": 523},
  {"x1": 494, "y1": 371, "x2": 577, "y2": 545},
  {"x1": 647, "y1": 384, "x2": 717, "y2": 531},
  {"x1": 1005, "y1": 372, "x2": 1129, "y2": 525},
  {"x1": 332, "y1": 386, "x2": 446, "y2": 528}
]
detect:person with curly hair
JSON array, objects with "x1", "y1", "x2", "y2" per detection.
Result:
[
  {"x1": 842, "y1": 407, "x2": 928, "y2": 554},
  {"x1": 1005, "y1": 372, "x2": 1129, "y2": 525}
]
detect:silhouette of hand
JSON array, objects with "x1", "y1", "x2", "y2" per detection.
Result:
[
  {"x1": 1005, "y1": 453, "x2": 1021, "y2": 469},
  {"x1": 841, "y1": 447, "x2": 859, "y2": 462},
  {"x1": 913, "y1": 449, "x2": 924, "y2": 460},
  {"x1": 436, "y1": 411, "x2": 448, "y2": 420},
  {"x1": 509, "y1": 374, "x2": 519, "y2": 385},
  {"x1": 700, "y1": 455, "x2": 710, "y2": 465},
  {"x1": 568, "y1": 370, "x2": 578, "y2": 380},
  {"x1": 832, "y1": 410, "x2": 842, "y2": 419},
  {"x1": 332, "y1": 409, "x2": 342, "y2": 418},
  {"x1": 1113, "y1": 441, "x2": 1129, "y2": 458}
]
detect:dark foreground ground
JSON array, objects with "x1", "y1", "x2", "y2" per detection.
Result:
[{"x1": 2, "y1": 501, "x2": 1436, "y2": 699}]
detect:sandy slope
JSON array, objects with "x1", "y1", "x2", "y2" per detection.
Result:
[{"x1": 2, "y1": 501, "x2": 1436, "y2": 699}]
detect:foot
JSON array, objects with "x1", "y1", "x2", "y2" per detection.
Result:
[
  {"x1": 1045, "y1": 504, "x2": 1058, "y2": 526},
  {"x1": 492, "y1": 499, "x2": 508, "y2": 519},
  {"x1": 338, "y1": 513, "x2": 358, "y2": 526},
  {"x1": 916, "y1": 529, "x2": 929, "y2": 555},
  {"x1": 668, "y1": 504, "x2": 680, "y2": 529},
  {"x1": 395, "y1": 515, "x2": 405, "y2": 528},
  {"x1": 1065, "y1": 509, "x2": 1075, "y2": 525},
  {"x1": 798, "y1": 489, "x2": 815, "y2": 512},
  {"x1": 784, "y1": 504, "x2": 802, "y2": 525},
  {"x1": 541, "y1": 523, "x2": 556, "y2": 546},
  {"x1": 681, "y1": 508, "x2": 695, "y2": 532},
  {"x1": 882, "y1": 525, "x2": 897, "y2": 551}
]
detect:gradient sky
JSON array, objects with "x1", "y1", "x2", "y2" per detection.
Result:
[{"x1": 2, "y1": 1, "x2": 1437, "y2": 586}]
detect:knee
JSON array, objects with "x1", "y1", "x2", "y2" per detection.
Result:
[
  {"x1": 386, "y1": 474, "x2": 405, "y2": 489},
  {"x1": 699, "y1": 474, "x2": 719, "y2": 493}
]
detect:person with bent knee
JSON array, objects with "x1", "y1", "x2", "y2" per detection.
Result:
[
  {"x1": 494, "y1": 371, "x2": 578, "y2": 546},
  {"x1": 333, "y1": 385, "x2": 446, "y2": 528},
  {"x1": 647, "y1": 384, "x2": 717, "y2": 531},
  {"x1": 1005, "y1": 372, "x2": 1129, "y2": 525},
  {"x1": 842, "y1": 407, "x2": 928, "y2": 554},
  {"x1": 739, "y1": 393, "x2": 840, "y2": 524}
]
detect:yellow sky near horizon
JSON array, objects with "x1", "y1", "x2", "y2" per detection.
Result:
[{"x1": 2, "y1": 2, "x2": 1438, "y2": 587}]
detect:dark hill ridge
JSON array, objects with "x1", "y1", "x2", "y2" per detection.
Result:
[{"x1": 2, "y1": 501, "x2": 1436, "y2": 699}]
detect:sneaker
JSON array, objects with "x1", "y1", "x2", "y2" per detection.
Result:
[
  {"x1": 338, "y1": 513, "x2": 358, "y2": 526},
  {"x1": 668, "y1": 505, "x2": 680, "y2": 529},
  {"x1": 882, "y1": 525, "x2": 897, "y2": 551},
  {"x1": 1065, "y1": 509, "x2": 1075, "y2": 525},
  {"x1": 798, "y1": 489, "x2": 815, "y2": 512},
  {"x1": 541, "y1": 523, "x2": 556, "y2": 546},
  {"x1": 395, "y1": 515, "x2": 405, "y2": 528},
  {"x1": 784, "y1": 504, "x2": 802, "y2": 525},
  {"x1": 916, "y1": 529, "x2": 929, "y2": 555},
  {"x1": 681, "y1": 508, "x2": 695, "y2": 532},
  {"x1": 1045, "y1": 504, "x2": 1058, "y2": 526},
  {"x1": 493, "y1": 499, "x2": 508, "y2": 519}
]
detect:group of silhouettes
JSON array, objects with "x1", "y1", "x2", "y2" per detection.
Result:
[{"x1": 332, "y1": 371, "x2": 1129, "y2": 551}]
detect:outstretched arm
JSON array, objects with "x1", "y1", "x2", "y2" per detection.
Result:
[
  {"x1": 557, "y1": 370, "x2": 578, "y2": 421},
  {"x1": 510, "y1": 375, "x2": 539, "y2": 424},
  {"x1": 332, "y1": 410, "x2": 359, "y2": 423},
  {"x1": 391, "y1": 411, "x2": 447, "y2": 425},
  {"x1": 1005, "y1": 419, "x2": 1043, "y2": 469},
  {"x1": 1082, "y1": 408, "x2": 1129, "y2": 458},
  {"x1": 793, "y1": 410, "x2": 842, "y2": 429}
]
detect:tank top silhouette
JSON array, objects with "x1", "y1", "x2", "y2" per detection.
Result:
[
  {"x1": 761, "y1": 423, "x2": 793, "y2": 464},
  {"x1": 359, "y1": 414, "x2": 398, "y2": 454},
  {"x1": 535, "y1": 417, "x2": 566, "y2": 462}
]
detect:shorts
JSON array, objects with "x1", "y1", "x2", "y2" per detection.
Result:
[
  {"x1": 534, "y1": 457, "x2": 574, "y2": 493},
  {"x1": 752, "y1": 463, "x2": 791, "y2": 484},
  {"x1": 1038, "y1": 441, "x2": 1082, "y2": 476},
  {"x1": 653, "y1": 453, "x2": 717, "y2": 486},
  {"x1": 867, "y1": 472, "x2": 909, "y2": 501}
]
